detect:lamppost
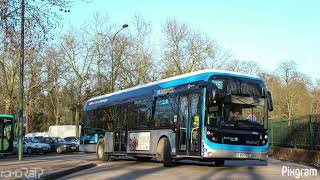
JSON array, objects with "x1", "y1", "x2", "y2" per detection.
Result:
[
  {"x1": 18, "y1": 0, "x2": 25, "y2": 161},
  {"x1": 110, "y1": 24, "x2": 128, "y2": 92}
]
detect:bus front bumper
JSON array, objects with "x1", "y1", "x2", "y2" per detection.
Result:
[{"x1": 203, "y1": 149, "x2": 268, "y2": 160}]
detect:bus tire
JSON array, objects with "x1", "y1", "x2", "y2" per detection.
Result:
[
  {"x1": 97, "y1": 140, "x2": 109, "y2": 161},
  {"x1": 157, "y1": 137, "x2": 173, "y2": 167},
  {"x1": 215, "y1": 159, "x2": 225, "y2": 166}
]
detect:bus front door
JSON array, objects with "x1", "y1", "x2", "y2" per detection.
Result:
[{"x1": 177, "y1": 92, "x2": 201, "y2": 156}]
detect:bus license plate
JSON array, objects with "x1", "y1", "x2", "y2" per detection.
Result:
[{"x1": 235, "y1": 153, "x2": 249, "y2": 158}]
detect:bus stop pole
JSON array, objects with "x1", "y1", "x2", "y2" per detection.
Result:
[{"x1": 18, "y1": 0, "x2": 25, "y2": 161}]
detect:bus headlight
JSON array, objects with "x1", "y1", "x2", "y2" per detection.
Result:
[{"x1": 206, "y1": 128, "x2": 220, "y2": 143}]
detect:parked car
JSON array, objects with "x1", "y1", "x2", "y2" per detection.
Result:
[
  {"x1": 13, "y1": 140, "x2": 18, "y2": 154},
  {"x1": 41, "y1": 137, "x2": 79, "y2": 153},
  {"x1": 23, "y1": 138, "x2": 51, "y2": 155},
  {"x1": 64, "y1": 136, "x2": 80, "y2": 145}
]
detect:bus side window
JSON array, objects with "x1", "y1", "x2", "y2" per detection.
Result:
[
  {"x1": 127, "y1": 103, "x2": 138, "y2": 130},
  {"x1": 154, "y1": 96, "x2": 176, "y2": 128},
  {"x1": 136, "y1": 99, "x2": 151, "y2": 130}
]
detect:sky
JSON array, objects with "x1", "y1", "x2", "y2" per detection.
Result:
[{"x1": 61, "y1": 0, "x2": 320, "y2": 79}]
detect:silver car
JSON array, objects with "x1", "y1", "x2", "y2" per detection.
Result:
[{"x1": 23, "y1": 138, "x2": 51, "y2": 155}]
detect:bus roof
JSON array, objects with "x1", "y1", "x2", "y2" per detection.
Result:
[
  {"x1": 84, "y1": 69, "x2": 262, "y2": 111},
  {"x1": 0, "y1": 114, "x2": 15, "y2": 119}
]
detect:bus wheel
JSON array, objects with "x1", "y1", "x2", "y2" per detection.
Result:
[
  {"x1": 215, "y1": 159, "x2": 225, "y2": 166},
  {"x1": 97, "y1": 140, "x2": 109, "y2": 161},
  {"x1": 157, "y1": 137, "x2": 173, "y2": 167}
]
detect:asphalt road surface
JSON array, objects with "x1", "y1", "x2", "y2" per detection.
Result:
[
  {"x1": 1, "y1": 152, "x2": 95, "y2": 162},
  {"x1": 60, "y1": 156, "x2": 319, "y2": 180},
  {"x1": 1, "y1": 153, "x2": 318, "y2": 180}
]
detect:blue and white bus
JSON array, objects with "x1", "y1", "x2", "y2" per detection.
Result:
[{"x1": 83, "y1": 69, "x2": 273, "y2": 166}]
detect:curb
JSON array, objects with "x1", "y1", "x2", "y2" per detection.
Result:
[
  {"x1": 269, "y1": 147, "x2": 320, "y2": 168},
  {"x1": 40, "y1": 162, "x2": 96, "y2": 180}
]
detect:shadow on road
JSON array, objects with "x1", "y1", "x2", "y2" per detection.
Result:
[
  {"x1": 198, "y1": 166, "x2": 263, "y2": 180},
  {"x1": 64, "y1": 160, "x2": 148, "y2": 179},
  {"x1": 64, "y1": 158, "x2": 268, "y2": 180}
]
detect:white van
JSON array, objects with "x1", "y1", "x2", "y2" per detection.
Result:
[{"x1": 47, "y1": 125, "x2": 81, "y2": 138}]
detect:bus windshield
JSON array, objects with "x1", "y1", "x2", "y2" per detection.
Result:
[{"x1": 207, "y1": 77, "x2": 268, "y2": 130}]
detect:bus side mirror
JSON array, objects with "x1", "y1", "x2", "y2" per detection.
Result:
[{"x1": 267, "y1": 91, "x2": 274, "y2": 112}]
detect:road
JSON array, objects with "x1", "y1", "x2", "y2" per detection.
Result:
[
  {"x1": 0, "y1": 153, "x2": 96, "y2": 179},
  {"x1": 62, "y1": 155, "x2": 318, "y2": 180},
  {"x1": 0, "y1": 152, "x2": 95, "y2": 162},
  {"x1": 0, "y1": 153, "x2": 318, "y2": 180}
]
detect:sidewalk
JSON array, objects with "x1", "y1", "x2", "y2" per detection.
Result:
[{"x1": 0, "y1": 153, "x2": 98, "y2": 179}]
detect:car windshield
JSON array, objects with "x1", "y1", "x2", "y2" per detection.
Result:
[
  {"x1": 56, "y1": 138, "x2": 65, "y2": 142},
  {"x1": 65, "y1": 137, "x2": 78, "y2": 141},
  {"x1": 37, "y1": 138, "x2": 45, "y2": 143},
  {"x1": 31, "y1": 139, "x2": 40, "y2": 143}
]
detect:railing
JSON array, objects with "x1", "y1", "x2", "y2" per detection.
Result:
[{"x1": 269, "y1": 115, "x2": 320, "y2": 150}]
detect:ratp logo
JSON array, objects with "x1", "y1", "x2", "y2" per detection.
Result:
[
  {"x1": 282, "y1": 166, "x2": 318, "y2": 179},
  {"x1": 0, "y1": 167, "x2": 44, "y2": 179}
]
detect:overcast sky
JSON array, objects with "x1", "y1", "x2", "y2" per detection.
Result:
[{"x1": 61, "y1": 0, "x2": 320, "y2": 79}]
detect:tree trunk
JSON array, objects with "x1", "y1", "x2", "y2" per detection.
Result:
[
  {"x1": 4, "y1": 96, "x2": 13, "y2": 114},
  {"x1": 25, "y1": 102, "x2": 29, "y2": 134},
  {"x1": 75, "y1": 106, "x2": 80, "y2": 136}
]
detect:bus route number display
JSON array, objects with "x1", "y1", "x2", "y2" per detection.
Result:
[{"x1": 212, "y1": 80, "x2": 224, "y2": 90}]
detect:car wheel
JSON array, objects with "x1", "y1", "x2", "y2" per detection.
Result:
[
  {"x1": 27, "y1": 148, "x2": 32, "y2": 155},
  {"x1": 56, "y1": 146, "x2": 63, "y2": 154}
]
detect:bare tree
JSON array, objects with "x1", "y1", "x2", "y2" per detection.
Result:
[
  {"x1": 222, "y1": 59, "x2": 261, "y2": 75},
  {"x1": 161, "y1": 19, "x2": 215, "y2": 78},
  {"x1": 311, "y1": 79, "x2": 320, "y2": 114},
  {"x1": 24, "y1": 47, "x2": 44, "y2": 133},
  {"x1": 275, "y1": 60, "x2": 310, "y2": 120},
  {"x1": 86, "y1": 13, "x2": 112, "y2": 95},
  {"x1": 42, "y1": 46, "x2": 67, "y2": 125},
  {"x1": 0, "y1": 0, "x2": 73, "y2": 114},
  {"x1": 60, "y1": 30, "x2": 93, "y2": 136},
  {"x1": 117, "y1": 15, "x2": 156, "y2": 89}
]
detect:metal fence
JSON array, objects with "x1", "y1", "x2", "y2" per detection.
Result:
[{"x1": 269, "y1": 115, "x2": 320, "y2": 150}]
